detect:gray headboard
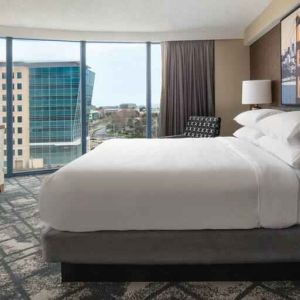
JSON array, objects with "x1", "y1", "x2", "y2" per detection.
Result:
[{"x1": 263, "y1": 105, "x2": 300, "y2": 112}]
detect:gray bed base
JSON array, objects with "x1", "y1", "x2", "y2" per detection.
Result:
[{"x1": 42, "y1": 226, "x2": 300, "y2": 282}]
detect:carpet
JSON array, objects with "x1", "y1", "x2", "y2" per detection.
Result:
[{"x1": 0, "y1": 175, "x2": 299, "y2": 299}]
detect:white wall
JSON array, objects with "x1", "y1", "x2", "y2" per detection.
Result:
[
  {"x1": 244, "y1": 0, "x2": 300, "y2": 45},
  {"x1": 0, "y1": 25, "x2": 243, "y2": 43}
]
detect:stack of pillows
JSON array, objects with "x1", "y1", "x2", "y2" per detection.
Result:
[{"x1": 233, "y1": 109, "x2": 300, "y2": 168}]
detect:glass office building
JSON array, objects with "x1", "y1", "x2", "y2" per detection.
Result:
[{"x1": 29, "y1": 62, "x2": 95, "y2": 168}]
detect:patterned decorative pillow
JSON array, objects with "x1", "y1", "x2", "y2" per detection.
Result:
[{"x1": 183, "y1": 116, "x2": 221, "y2": 138}]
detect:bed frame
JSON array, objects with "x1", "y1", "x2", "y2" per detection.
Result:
[
  {"x1": 42, "y1": 226, "x2": 300, "y2": 282},
  {"x1": 60, "y1": 262, "x2": 300, "y2": 282}
]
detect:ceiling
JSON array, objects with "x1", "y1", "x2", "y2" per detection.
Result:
[{"x1": 0, "y1": 0, "x2": 272, "y2": 40}]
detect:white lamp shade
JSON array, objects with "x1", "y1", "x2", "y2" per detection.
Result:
[{"x1": 242, "y1": 80, "x2": 272, "y2": 105}]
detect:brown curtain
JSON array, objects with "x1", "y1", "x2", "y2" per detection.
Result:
[{"x1": 159, "y1": 40, "x2": 215, "y2": 136}]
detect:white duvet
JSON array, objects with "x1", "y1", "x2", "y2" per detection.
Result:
[{"x1": 40, "y1": 137, "x2": 299, "y2": 232}]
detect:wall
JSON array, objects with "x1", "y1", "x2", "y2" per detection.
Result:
[
  {"x1": 250, "y1": 24, "x2": 281, "y2": 106},
  {"x1": 244, "y1": 0, "x2": 300, "y2": 45},
  {"x1": 215, "y1": 40, "x2": 250, "y2": 136}
]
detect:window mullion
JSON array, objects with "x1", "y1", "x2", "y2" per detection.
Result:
[
  {"x1": 80, "y1": 41, "x2": 87, "y2": 154},
  {"x1": 6, "y1": 37, "x2": 13, "y2": 177},
  {"x1": 146, "y1": 42, "x2": 152, "y2": 138}
]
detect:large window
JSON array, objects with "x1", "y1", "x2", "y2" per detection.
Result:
[
  {"x1": 12, "y1": 40, "x2": 82, "y2": 171},
  {"x1": 1, "y1": 38, "x2": 161, "y2": 176},
  {"x1": 86, "y1": 43, "x2": 147, "y2": 149}
]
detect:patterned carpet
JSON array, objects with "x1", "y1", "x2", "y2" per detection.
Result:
[{"x1": 1, "y1": 175, "x2": 300, "y2": 299}]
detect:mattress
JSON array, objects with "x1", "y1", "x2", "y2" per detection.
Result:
[{"x1": 39, "y1": 137, "x2": 299, "y2": 232}]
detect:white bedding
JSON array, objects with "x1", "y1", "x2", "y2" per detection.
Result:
[{"x1": 39, "y1": 137, "x2": 299, "y2": 232}]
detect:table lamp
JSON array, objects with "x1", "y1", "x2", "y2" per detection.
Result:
[{"x1": 242, "y1": 80, "x2": 272, "y2": 109}]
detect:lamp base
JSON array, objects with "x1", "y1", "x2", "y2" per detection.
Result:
[{"x1": 250, "y1": 104, "x2": 262, "y2": 110}]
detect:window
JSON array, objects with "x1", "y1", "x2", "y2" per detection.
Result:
[
  {"x1": 17, "y1": 149, "x2": 22, "y2": 156},
  {"x1": 3, "y1": 117, "x2": 6, "y2": 123},
  {"x1": 86, "y1": 43, "x2": 146, "y2": 149},
  {"x1": 3, "y1": 38, "x2": 161, "y2": 175},
  {"x1": 2, "y1": 106, "x2": 6, "y2": 112},
  {"x1": 13, "y1": 39, "x2": 81, "y2": 171},
  {"x1": 2, "y1": 73, "x2": 5, "y2": 79}
]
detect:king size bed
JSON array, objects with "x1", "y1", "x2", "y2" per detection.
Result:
[{"x1": 40, "y1": 129, "x2": 300, "y2": 281}]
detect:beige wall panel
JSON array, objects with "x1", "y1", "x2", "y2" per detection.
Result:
[{"x1": 215, "y1": 40, "x2": 250, "y2": 136}]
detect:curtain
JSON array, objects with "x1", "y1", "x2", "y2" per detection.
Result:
[{"x1": 159, "y1": 40, "x2": 215, "y2": 136}]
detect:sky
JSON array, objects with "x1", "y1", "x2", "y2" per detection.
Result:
[{"x1": 0, "y1": 38, "x2": 161, "y2": 107}]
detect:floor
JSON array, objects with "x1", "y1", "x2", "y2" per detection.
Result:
[{"x1": 1, "y1": 176, "x2": 300, "y2": 299}]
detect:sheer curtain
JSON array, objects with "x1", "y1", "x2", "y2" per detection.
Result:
[{"x1": 159, "y1": 40, "x2": 215, "y2": 136}]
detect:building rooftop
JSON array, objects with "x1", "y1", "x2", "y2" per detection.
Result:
[{"x1": 0, "y1": 61, "x2": 92, "y2": 69}]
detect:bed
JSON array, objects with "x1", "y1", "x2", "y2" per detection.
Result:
[{"x1": 40, "y1": 137, "x2": 300, "y2": 281}]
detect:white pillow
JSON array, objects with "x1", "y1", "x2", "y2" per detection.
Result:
[
  {"x1": 233, "y1": 127, "x2": 263, "y2": 144},
  {"x1": 234, "y1": 109, "x2": 283, "y2": 127},
  {"x1": 257, "y1": 136, "x2": 300, "y2": 168},
  {"x1": 257, "y1": 111, "x2": 300, "y2": 145}
]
